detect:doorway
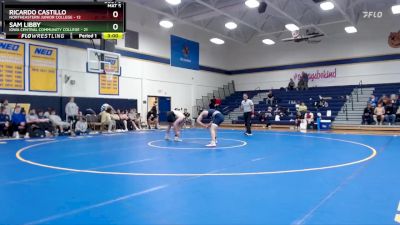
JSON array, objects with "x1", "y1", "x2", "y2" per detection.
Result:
[{"x1": 147, "y1": 96, "x2": 171, "y2": 122}]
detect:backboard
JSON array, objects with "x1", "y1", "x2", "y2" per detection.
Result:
[{"x1": 87, "y1": 48, "x2": 121, "y2": 76}]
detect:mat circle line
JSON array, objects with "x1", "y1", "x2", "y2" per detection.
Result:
[
  {"x1": 148, "y1": 138, "x2": 247, "y2": 150},
  {"x1": 15, "y1": 133, "x2": 378, "y2": 177}
]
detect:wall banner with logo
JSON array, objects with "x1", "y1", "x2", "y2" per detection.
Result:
[
  {"x1": 29, "y1": 44, "x2": 58, "y2": 92},
  {"x1": 170, "y1": 35, "x2": 199, "y2": 70},
  {"x1": 293, "y1": 68, "x2": 337, "y2": 82},
  {"x1": 0, "y1": 40, "x2": 25, "y2": 90}
]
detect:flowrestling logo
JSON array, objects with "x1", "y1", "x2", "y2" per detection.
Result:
[
  {"x1": 362, "y1": 11, "x2": 383, "y2": 18},
  {"x1": 293, "y1": 68, "x2": 337, "y2": 82}
]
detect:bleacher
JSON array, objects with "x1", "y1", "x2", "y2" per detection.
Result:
[
  {"x1": 218, "y1": 91, "x2": 259, "y2": 115},
  {"x1": 212, "y1": 82, "x2": 400, "y2": 127},
  {"x1": 371, "y1": 83, "x2": 400, "y2": 99},
  {"x1": 369, "y1": 83, "x2": 400, "y2": 124},
  {"x1": 226, "y1": 86, "x2": 356, "y2": 125},
  {"x1": 221, "y1": 83, "x2": 400, "y2": 126}
]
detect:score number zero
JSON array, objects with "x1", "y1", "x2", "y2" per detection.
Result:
[
  {"x1": 82, "y1": 10, "x2": 121, "y2": 32},
  {"x1": 112, "y1": 10, "x2": 119, "y2": 31}
]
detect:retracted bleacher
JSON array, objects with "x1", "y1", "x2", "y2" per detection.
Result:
[{"x1": 231, "y1": 86, "x2": 356, "y2": 125}]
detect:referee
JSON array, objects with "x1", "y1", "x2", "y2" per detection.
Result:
[{"x1": 240, "y1": 93, "x2": 254, "y2": 136}]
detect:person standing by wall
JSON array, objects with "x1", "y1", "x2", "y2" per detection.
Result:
[
  {"x1": 302, "y1": 72, "x2": 309, "y2": 90},
  {"x1": 297, "y1": 75, "x2": 304, "y2": 91},
  {"x1": 240, "y1": 93, "x2": 254, "y2": 136},
  {"x1": 65, "y1": 97, "x2": 79, "y2": 131},
  {"x1": 288, "y1": 78, "x2": 295, "y2": 91},
  {"x1": 147, "y1": 105, "x2": 159, "y2": 129}
]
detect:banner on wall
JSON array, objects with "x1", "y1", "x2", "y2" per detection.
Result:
[
  {"x1": 0, "y1": 40, "x2": 25, "y2": 90},
  {"x1": 29, "y1": 44, "x2": 58, "y2": 92},
  {"x1": 99, "y1": 74, "x2": 119, "y2": 95},
  {"x1": 170, "y1": 35, "x2": 199, "y2": 70},
  {"x1": 293, "y1": 68, "x2": 337, "y2": 82}
]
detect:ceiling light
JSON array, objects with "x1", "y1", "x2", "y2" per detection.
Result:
[
  {"x1": 392, "y1": 4, "x2": 400, "y2": 14},
  {"x1": 285, "y1": 24, "x2": 299, "y2": 31},
  {"x1": 159, "y1": 20, "x2": 174, "y2": 29},
  {"x1": 262, "y1": 39, "x2": 275, "y2": 45},
  {"x1": 165, "y1": 0, "x2": 181, "y2": 6},
  {"x1": 225, "y1": 22, "x2": 238, "y2": 30},
  {"x1": 345, "y1": 26, "x2": 357, "y2": 33},
  {"x1": 245, "y1": 0, "x2": 260, "y2": 8},
  {"x1": 320, "y1": 1, "x2": 334, "y2": 11},
  {"x1": 210, "y1": 38, "x2": 225, "y2": 45}
]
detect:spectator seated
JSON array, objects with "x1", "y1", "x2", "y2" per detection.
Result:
[
  {"x1": 49, "y1": 110, "x2": 71, "y2": 135},
  {"x1": 367, "y1": 83, "x2": 399, "y2": 125},
  {"x1": 0, "y1": 106, "x2": 12, "y2": 137},
  {"x1": 26, "y1": 109, "x2": 54, "y2": 138},
  {"x1": 11, "y1": 105, "x2": 28, "y2": 139},
  {"x1": 75, "y1": 116, "x2": 89, "y2": 135},
  {"x1": 362, "y1": 103, "x2": 374, "y2": 125}
]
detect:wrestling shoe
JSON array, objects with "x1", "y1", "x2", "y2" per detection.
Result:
[
  {"x1": 174, "y1": 137, "x2": 183, "y2": 142},
  {"x1": 206, "y1": 142, "x2": 216, "y2": 147}
]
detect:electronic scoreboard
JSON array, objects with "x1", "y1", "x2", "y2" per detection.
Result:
[{"x1": 1, "y1": 1, "x2": 126, "y2": 40}]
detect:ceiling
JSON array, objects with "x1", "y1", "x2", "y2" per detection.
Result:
[
  {"x1": 3, "y1": 0, "x2": 399, "y2": 44},
  {"x1": 128, "y1": 0, "x2": 400, "y2": 44}
]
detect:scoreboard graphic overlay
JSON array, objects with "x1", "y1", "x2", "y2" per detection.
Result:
[{"x1": 2, "y1": 1, "x2": 126, "y2": 40}]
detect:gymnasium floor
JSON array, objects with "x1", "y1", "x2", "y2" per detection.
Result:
[{"x1": 1, "y1": 129, "x2": 399, "y2": 225}]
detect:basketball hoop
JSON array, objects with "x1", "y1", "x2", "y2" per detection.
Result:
[{"x1": 87, "y1": 48, "x2": 121, "y2": 76}]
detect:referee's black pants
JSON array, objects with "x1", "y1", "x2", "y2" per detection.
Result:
[{"x1": 243, "y1": 112, "x2": 252, "y2": 134}]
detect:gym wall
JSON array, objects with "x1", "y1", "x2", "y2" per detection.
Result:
[
  {"x1": 227, "y1": 15, "x2": 400, "y2": 90},
  {"x1": 0, "y1": 3, "x2": 231, "y2": 117}
]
